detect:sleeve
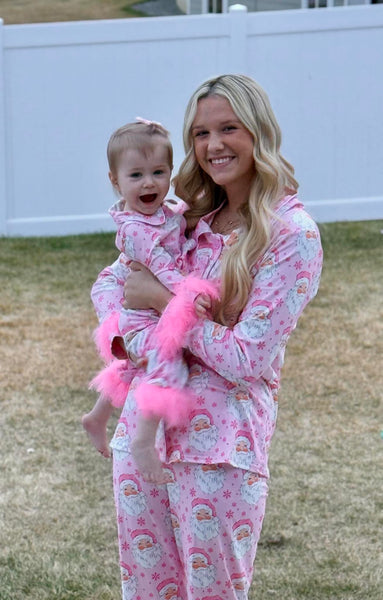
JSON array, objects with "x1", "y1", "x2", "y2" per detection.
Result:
[
  {"x1": 185, "y1": 217, "x2": 323, "y2": 384},
  {"x1": 91, "y1": 256, "x2": 126, "y2": 323}
]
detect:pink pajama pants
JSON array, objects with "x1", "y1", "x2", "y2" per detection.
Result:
[{"x1": 113, "y1": 454, "x2": 268, "y2": 600}]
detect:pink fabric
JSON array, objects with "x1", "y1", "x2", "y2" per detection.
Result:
[
  {"x1": 93, "y1": 311, "x2": 120, "y2": 363},
  {"x1": 113, "y1": 451, "x2": 268, "y2": 600},
  {"x1": 92, "y1": 194, "x2": 323, "y2": 599},
  {"x1": 134, "y1": 382, "x2": 195, "y2": 426},
  {"x1": 90, "y1": 201, "x2": 215, "y2": 422},
  {"x1": 155, "y1": 275, "x2": 220, "y2": 361},
  {"x1": 89, "y1": 359, "x2": 133, "y2": 408},
  {"x1": 98, "y1": 194, "x2": 323, "y2": 478}
]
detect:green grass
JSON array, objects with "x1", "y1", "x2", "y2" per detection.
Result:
[{"x1": 0, "y1": 220, "x2": 382, "y2": 599}]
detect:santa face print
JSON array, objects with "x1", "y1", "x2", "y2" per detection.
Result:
[
  {"x1": 239, "y1": 302, "x2": 272, "y2": 339},
  {"x1": 189, "y1": 413, "x2": 219, "y2": 452},
  {"x1": 188, "y1": 548, "x2": 217, "y2": 588},
  {"x1": 190, "y1": 499, "x2": 221, "y2": 541},
  {"x1": 231, "y1": 521, "x2": 254, "y2": 559},
  {"x1": 156, "y1": 579, "x2": 181, "y2": 600},
  {"x1": 120, "y1": 563, "x2": 137, "y2": 600},
  {"x1": 161, "y1": 467, "x2": 181, "y2": 504},
  {"x1": 131, "y1": 530, "x2": 162, "y2": 569},
  {"x1": 230, "y1": 433, "x2": 256, "y2": 470},
  {"x1": 286, "y1": 272, "x2": 310, "y2": 315},
  {"x1": 111, "y1": 420, "x2": 131, "y2": 458},
  {"x1": 169, "y1": 510, "x2": 182, "y2": 548},
  {"x1": 240, "y1": 471, "x2": 266, "y2": 506},
  {"x1": 194, "y1": 464, "x2": 226, "y2": 494},
  {"x1": 226, "y1": 388, "x2": 252, "y2": 420},
  {"x1": 119, "y1": 476, "x2": 147, "y2": 516}
]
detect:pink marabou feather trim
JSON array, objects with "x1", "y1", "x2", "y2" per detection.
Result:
[
  {"x1": 89, "y1": 359, "x2": 132, "y2": 407},
  {"x1": 155, "y1": 276, "x2": 220, "y2": 360},
  {"x1": 93, "y1": 312, "x2": 120, "y2": 363},
  {"x1": 135, "y1": 382, "x2": 195, "y2": 427}
]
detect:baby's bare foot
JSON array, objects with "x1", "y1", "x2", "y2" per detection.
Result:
[
  {"x1": 131, "y1": 437, "x2": 166, "y2": 484},
  {"x1": 82, "y1": 413, "x2": 111, "y2": 458}
]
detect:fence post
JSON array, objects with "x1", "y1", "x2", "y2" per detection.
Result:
[
  {"x1": 0, "y1": 19, "x2": 7, "y2": 236},
  {"x1": 228, "y1": 4, "x2": 248, "y2": 74}
]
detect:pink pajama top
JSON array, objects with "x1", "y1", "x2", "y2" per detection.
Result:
[
  {"x1": 92, "y1": 201, "x2": 195, "y2": 323},
  {"x1": 92, "y1": 194, "x2": 323, "y2": 479}
]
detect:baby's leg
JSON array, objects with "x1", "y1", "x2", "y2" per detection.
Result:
[
  {"x1": 131, "y1": 415, "x2": 167, "y2": 484},
  {"x1": 82, "y1": 396, "x2": 114, "y2": 458}
]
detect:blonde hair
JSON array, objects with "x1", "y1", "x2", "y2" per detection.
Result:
[
  {"x1": 173, "y1": 74, "x2": 298, "y2": 325},
  {"x1": 107, "y1": 121, "x2": 173, "y2": 177}
]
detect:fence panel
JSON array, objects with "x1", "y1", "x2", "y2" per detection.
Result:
[{"x1": 0, "y1": 4, "x2": 382, "y2": 235}]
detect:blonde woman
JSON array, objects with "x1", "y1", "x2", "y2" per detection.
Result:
[{"x1": 91, "y1": 74, "x2": 323, "y2": 600}]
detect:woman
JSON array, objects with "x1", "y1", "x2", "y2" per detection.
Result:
[{"x1": 91, "y1": 74, "x2": 323, "y2": 600}]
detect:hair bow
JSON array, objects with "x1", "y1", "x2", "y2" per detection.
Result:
[{"x1": 136, "y1": 116, "x2": 163, "y2": 127}]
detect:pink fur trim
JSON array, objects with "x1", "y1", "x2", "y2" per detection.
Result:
[
  {"x1": 93, "y1": 312, "x2": 120, "y2": 363},
  {"x1": 155, "y1": 276, "x2": 220, "y2": 360},
  {"x1": 135, "y1": 382, "x2": 195, "y2": 427},
  {"x1": 89, "y1": 359, "x2": 132, "y2": 407}
]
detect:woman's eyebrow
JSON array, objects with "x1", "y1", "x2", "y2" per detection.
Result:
[{"x1": 192, "y1": 119, "x2": 241, "y2": 131}]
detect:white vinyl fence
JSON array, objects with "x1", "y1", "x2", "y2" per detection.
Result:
[{"x1": 0, "y1": 3, "x2": 382, "y2": 236}]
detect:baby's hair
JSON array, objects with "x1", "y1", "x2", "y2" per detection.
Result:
[{"x1": 107, "y1": 121, "x2": 173, "y2": 176}]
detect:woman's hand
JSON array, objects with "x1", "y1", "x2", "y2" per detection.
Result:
[{"x1": 123, "y1": 262, "x2": 173, "y2": 313}]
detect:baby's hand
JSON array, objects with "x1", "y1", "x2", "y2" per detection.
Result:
[{"x1": 194, "y1": 293, "x2": 212, "y2": 319}]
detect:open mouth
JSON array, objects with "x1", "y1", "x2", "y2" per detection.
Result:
[
  {"x1": 140, "y1": 194, "x2": 158, "y2": 203},
  {"x1": 210, "y1": 156, "x2": 234, "y2": 167}
]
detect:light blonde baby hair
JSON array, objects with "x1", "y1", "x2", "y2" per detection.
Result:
[
  {"x1": 173, "y1": 74, "x2": 298, "y2": 325},
  {"x1": 107, "y1": 121, "x2": 173, "y2": 179}
]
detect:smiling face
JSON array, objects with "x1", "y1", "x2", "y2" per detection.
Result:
[
  {"x1": 110, "y1": 143, "x2": 171, "y2": 216},
  {"x1": 191, "y1": 95, "x2": 255, "y2": 205}
]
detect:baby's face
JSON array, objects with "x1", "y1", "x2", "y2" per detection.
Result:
[{"x1": 111, "y1": 144, "x2": 171, "y2": 216}]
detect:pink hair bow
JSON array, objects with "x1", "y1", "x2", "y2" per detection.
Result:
[{"x1": 136, "y1": 116, "x2": 164, "y2": 127}]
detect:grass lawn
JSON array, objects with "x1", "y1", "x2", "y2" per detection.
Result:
[
  {"x1": 0, "y1": 220, "x2": 382, "y2": 599},
  {"x1": 0, "y1": 0, "x2": 148, "y2": 25}
]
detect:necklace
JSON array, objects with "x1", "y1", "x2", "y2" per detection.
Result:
[{"x1": 211, "y1": 209, "x2": 241, "y2": 235}]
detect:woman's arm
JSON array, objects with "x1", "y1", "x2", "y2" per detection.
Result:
[
  {"x1": 185, "y1": 218, "x2": 323, "y2": 383},
  {"x1": 122, "y1": 262, "x2": 174, "y2": 314}
]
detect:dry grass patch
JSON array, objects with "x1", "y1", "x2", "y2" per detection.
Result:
[
  {"x1": 0, "y1": 0, "x2": 145, "y2": 25},
  {"x1": 0, "y1": 222, "x2": 382, "y2": 599}
]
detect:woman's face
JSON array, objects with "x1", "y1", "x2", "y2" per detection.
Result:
[{"x1": 191, "y1": 95, "x2": 255, "y2": 200}]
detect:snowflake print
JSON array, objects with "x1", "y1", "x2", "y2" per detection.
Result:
[
  {"x1": 150, "y1": 488, "x2": 159, "y2": 497},
  {"x1": 223, "y1": 490, "x2": 232, "y2": 499},
  {"x1": 151, "y1": 572, "x2": 160, "y2": 581},
  {"x1": 294, "y1": 260, "x2": 303, "y2": 270},
  {"x1": 190, "y1": 487, "x2": 196, "y2": 497},
  {"x1": 230, "y1": 420, "x2": 238, "y2": 429},
  {"x1": 257, "y1": 341, "x2": 266, "y2": 350},
  {"x1": 216, "y1": 353, "x2": 224, "y2": 363},
  {"x1": 137, "y1": 517, "x2": 146, "y2": 526},
  {"x1": 226, "y1": 510, "x2": 234, "y2": 519}
]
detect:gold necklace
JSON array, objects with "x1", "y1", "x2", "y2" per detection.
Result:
[{"x1": 211, "y1": 210, "x2": 241, "y2": 235}]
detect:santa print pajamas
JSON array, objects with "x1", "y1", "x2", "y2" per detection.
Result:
[
  {"x1": 93, "y1": 200, "x2": 205, "y2": 417},
  {"x1": 113, "y1": 449, "x2": 268, "y2": 600},
  {"x1": 91, "y1": 194, "x2": 323, "y2": 600}
]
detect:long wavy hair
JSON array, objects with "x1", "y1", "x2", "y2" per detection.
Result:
[{"x1": 173, "y1": 74, "x2": 298, "y2": 325}]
